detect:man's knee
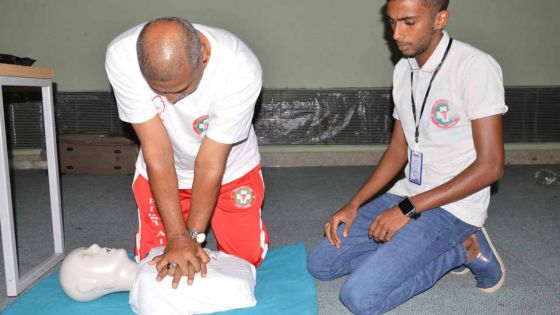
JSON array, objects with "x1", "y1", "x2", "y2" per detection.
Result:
[
  {"x1": 244, "y1": 245, "x2": 267, "y2": 267},
  {"x1": 222, "y1": 233, "x2": 268, "y2": 267},
  {"x1": 306, "y1": 243, "x2": 338, "y2": 281},
  {"x1": 340, "y1": 281, "x2": 384, "y2": 315}
]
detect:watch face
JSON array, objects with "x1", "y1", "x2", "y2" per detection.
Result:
[
  {"x1": 196, "y1": 233, "x2": 206, "y2": 243},
  {"x1": 399, "y1": 198, "x2": 415, "y2": 214}
]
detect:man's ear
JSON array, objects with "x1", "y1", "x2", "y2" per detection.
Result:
[
  {"x1": 434, "y1": 10, "x2": 449, "y2": 30},
  {"x1": 77, "y1": 278, "x2": 96, "y2": 293},
  {"x1": 201, "y1": 43, "x2": 210, "y2": 64}
]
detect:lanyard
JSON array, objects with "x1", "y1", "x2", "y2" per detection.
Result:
[{"x1": 410, "y1": 38, "x2": 453, "y2": 144}]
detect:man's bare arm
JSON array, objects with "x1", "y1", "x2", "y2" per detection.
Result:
[
  {"x1": 370, "y1": 114, "x2": 505, "y2": 242},
  {"x1": 187, "y1": 136, "x2": 232, "y2": 235},
  {"x1": 347, "y1": 120, "x2": 409, "y2": 208},
  {"x1": 132, "y1": 116, "x2": 187, "y2": 241},
  {"x1": 132, "y1": 115, "x2": 203, "y2": 287},
  {"x1": 326, "y1": 120, "x2": 409, "y2": 247},
  {"x1": 411, "y1": 114, "x2": 504, "y2": 212}
]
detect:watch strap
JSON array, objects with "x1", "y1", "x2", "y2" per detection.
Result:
[{"x1": 188, "y1": 229, "x2": 206, "y2": 244}]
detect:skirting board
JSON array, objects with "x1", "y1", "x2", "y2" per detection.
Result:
[
  {"x1": 10, "y1": 143, "x2": 560, "y2": 170},
  {"x1": 260, "y1": 144, "x2": 560, "y2": 167}
]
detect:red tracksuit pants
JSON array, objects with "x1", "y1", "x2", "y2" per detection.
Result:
[{"x1": 132, "y1": 165, "x2": 269, "y2": 266}]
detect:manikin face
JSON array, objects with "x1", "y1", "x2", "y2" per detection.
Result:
[
  {"x1": 386, "y1": 0, "x2": 448, "y2": 64},
  {"x1": 59, "y1": 244, "x2": 133, "y2": 302},
  {"x1": 79, "y1": 244, "x2": 130, "y2": 268}
]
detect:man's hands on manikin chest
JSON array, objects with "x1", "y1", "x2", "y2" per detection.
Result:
[
  {"x1": 155, "y1": 136, "x2": 231, "y2": 289},
  {"x1": 132, "y1": 115, "x2": 231, "y2": 288},
  {"x1": 150, "y1": 234, "x2": 209, "y2": 288}
]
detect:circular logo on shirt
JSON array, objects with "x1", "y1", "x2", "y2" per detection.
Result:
[
  {"x1": 152, "y1": 95, "x2": 167, "y2": 116},
  {"x1": 431, "y1": 99, "x2": 459, "y2": 128},
  {"x1": 192, "y1": 115, "x2": 209, "y2": 135},
  {"x1": 232, "y1": 186, "x2": 255, "y2": 208}
]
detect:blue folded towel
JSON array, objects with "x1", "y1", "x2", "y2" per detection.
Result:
[{"x1": 3, "y1": 242, "x2": 317, "y2": 315}]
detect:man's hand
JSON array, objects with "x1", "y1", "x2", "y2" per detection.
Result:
[
  {"x1": 149, "y1": 234, "x2": 210, "y2": 288},
  {"x1": 369, "y1": 206, "x2": 410, "y2": 243},
  {"x1": 325, "y1": 204, "x2": 359, "y2": 248}
]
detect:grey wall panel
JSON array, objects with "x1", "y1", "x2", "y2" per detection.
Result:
[
  {"x1": 55, "y1": 92, "x2": 134, "y2": 136},
  {"x1": 254, "y1": 89, "x2": 393, "y2": 145},
  {"x1": 503, "y1": 87, "x2": 560, "y2": 142},
  {"x1": 3, "y1": 87, "x2": 560, "y2": 150}
]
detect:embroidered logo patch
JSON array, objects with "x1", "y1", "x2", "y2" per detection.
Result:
[
  {"x1": 431, "y1": 99, "x2": 459, "y2": 128},
  {"x1": 152, "y1": 95, "x2": 166, "y2": 118},
  {"x1": 192, "y1": 115, "x2": 209, "y2": 135},
  {"x1": 232, "y1": 186, "x2": 255, "y2": 208}
]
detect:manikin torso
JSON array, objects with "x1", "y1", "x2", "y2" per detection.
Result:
[{"x1": 59, "y1": 244, "x2": 257, "y2": 315}]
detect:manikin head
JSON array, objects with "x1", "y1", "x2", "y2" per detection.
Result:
[
  {"x1": 386, "y1": 0, "x2": 450, "y2": 67},
  {"x1": 136, "y1": 16, "x2": 211, "y2": 104},
  {"x1": 59, "y1": 244, "x2": 138, "y2": 302}
]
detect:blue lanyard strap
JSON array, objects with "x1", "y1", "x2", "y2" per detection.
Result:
[{"x1": 410, "y1": 38, "x2": 454, "y2": 143}]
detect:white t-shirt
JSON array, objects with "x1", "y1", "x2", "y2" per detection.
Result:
[
  {"x1": 388, "y1": 31, "x2": 508, "y2": 227},
  {"x1": 129, "y1": 247, "x2": 257, "y2": 315},
  {"x1": 105, "y1": 23, "x2": 261, "y2": 189}
]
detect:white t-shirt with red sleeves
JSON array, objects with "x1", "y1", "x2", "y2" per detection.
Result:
[
  {"x1": 105, "y1": 23, "x2": 261, "y2": 189},
  {"x1": 388, "y1": 31, "x2": 508, "y2": 227}
]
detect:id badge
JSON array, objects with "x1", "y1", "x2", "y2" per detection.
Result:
[{"x1": 408, "y1": 149, "x2": 423, "y2": 185}]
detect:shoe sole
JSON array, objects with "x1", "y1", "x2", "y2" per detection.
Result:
[
  {"x1": 478, "y1": 226, "x2": 506, "y2": 293},
  {"x1": 450, "y1": 268, "x2": 470, "y2": 275}
]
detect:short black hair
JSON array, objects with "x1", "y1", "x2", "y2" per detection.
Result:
[
  {"x1": 387, "y1": 0, "x2": 449, "y2": 11},
  {"x1": 426, "y1": 0, "x2": 449, "y2": 11}
]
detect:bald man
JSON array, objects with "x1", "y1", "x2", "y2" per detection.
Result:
[{"x1": 105, "y1": 17, "x2": 268, "y2": 288}]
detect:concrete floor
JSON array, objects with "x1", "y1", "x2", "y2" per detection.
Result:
[{"x1": 1, "y1": 164, "x2": 559, "y2": 314}]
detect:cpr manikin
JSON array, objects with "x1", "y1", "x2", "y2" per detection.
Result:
[
  {"x1": 60, "y1": 244, "x2": 137, "y2": 302},
  {"x1": 60, "y1": 244, "x2": 257, "y2": 315}
]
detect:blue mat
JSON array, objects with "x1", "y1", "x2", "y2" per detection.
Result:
[{"x1": 3, "y1": 242, "x2": 317, "y2": 315}]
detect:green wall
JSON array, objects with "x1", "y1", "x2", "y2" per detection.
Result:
[{"x1": 0, "y1": 0, "x2": 558, "y2": 91}]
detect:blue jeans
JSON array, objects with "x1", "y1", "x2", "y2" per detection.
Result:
[{"x1": 307, "y1": 193, "x2": 477, "y2": 315}]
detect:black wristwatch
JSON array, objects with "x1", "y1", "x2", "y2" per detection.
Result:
[{"x1": 398, "y1": 197, "x2": 420, "y2": 220}]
